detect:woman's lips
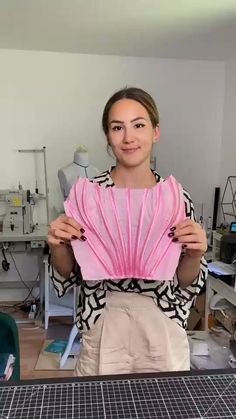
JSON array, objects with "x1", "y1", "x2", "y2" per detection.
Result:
[{"x1": 122, "y1": 147, "x2": 140, "y2": 154}]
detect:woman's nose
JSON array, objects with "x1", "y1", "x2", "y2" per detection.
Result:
[{"x1": 122, "y1": 127, "x2": 135, "y2": 143}]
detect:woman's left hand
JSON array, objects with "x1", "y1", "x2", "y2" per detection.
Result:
[{"x1": 169, "y1": 220, "x2": 207, "y2": 259}]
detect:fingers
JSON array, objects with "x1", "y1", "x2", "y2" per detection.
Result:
[
  {"x1": 47, "y1": 234, "x2": 65, "y2": 247},
  {"x1": 51, "y1": 215, "x2": 83, "y2": 234},
  {"x1": 50, "y1": 225, "x2": 83, "y2": 240},
  {"x1": 48, "y1": 230, "x2": 70, "y2": 245},
  {"x1": 170, "y1": 221, "x2": 203, "y2": 239},
  {"x1": 169, "y1": 220, "x2": 207, "y2": 254},
  {"x1": 174, "y1": 234, "x2": 202, "y2": 244},
  {"x1": 181, "y1": 243, "x2": 205, "y2": 250},
  {"x1": 173, "y1": 227, "x2": 203, "y2": 242},
  {"x1": 175, "y1": 221, "x2": 202, "y2": 234},
  {"x1": 175, "y1": 219, "x2": 196, "y2": 229},
  {"x1": 48, "y1": 215, "x2": 86, "y2": 247}
]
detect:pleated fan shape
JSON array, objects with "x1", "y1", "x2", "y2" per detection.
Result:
[{"x1": 64, "y1": 176, "x2": 186, "y2": 281}]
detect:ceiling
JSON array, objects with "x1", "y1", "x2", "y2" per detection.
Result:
[{"x1": 1, "y1": 0, "x2": 236, "y2": 61}]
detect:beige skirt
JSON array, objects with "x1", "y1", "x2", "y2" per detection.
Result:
[{"x1": 75, "y1": 291, "x2": 190, "y2": 376}]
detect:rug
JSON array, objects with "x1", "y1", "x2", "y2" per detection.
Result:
[{"x1": 34, "y1": 339, "x2": 81, "y2": 371}]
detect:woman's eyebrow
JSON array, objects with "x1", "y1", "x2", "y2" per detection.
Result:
[
  {"x1": 131, "y1": 117, "x2": 147, "y2": 123},
  {"x1": 109, "y1": 117, "x2": 147, "y2": 125},
  {"x1": 110, "y1": 119, "x2": 124, "y2": 124}
]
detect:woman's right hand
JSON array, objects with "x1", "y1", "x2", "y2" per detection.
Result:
[{"x1": 48, "y1": 215, "x2": 86, "y2": 248}]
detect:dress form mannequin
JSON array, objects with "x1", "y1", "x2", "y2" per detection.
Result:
[{"x1": 58, "y1": 146, "x2": 100, "y2": 199}]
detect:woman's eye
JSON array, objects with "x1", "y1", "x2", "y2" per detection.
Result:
[
  {"x1": 135, "y1": 123, "x2": 145, "y2": 128},
  {"x1": 111, "y1": 126, "x2": 123, "y2": 131}
]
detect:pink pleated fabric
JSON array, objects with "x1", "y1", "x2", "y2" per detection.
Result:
[{"x1": 64, "y1": 176, "x2": 186, "y2": 281}]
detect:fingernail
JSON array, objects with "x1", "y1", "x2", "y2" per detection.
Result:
[
  {"x1": 81, "y1": 235, "x2": 87, "y2": 241},
  {"x1": 170, "y1": 227, "x2": 176, "y2": 231},
  {"x1": 60, "y1": 241, "x2": 64, "y2": 245},
  {"x1": 172, "y1": 238, "x2": 178, "y2": 242},
  {"x1": 72, "y1": 235, "x2": 77, "y2": 240},
  {"x1": 80, "y1": 228, "x2": 85, "y2": 234},
  {"x1": 168, "y1": 232, "x2": 175, "y2": 237}
]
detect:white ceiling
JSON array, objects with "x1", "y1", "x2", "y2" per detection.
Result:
[{"x1": 1, "y1": 0, "x2": 236, "y2": 61}]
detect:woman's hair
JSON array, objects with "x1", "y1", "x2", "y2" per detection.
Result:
[{"x1": 102, "y1": 87, "x2": 160, "y2": 135}]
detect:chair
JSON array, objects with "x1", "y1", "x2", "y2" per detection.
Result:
[
  {"x1": 0, "y1": 312, "x2": 20, "y2": 380},
  {"x1": 60, "y1": 323, "x2": 79, "y2": 368}
]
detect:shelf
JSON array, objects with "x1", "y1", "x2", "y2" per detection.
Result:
[
  {"x1": 46, "y1": 303, "x2": 74, "y2": 317},
  {"x1": 0, "y1": 225, "x2": 48, "y2": 241},
  {"x1": 223, "y1": 212, "x2": 236, "y2": 217},
  {"x1": 208, "y1": 275, "x2": 236, "y2": 306},
  {"x1": 221, "y1": 176, "x2": 236, "y2": 222}
]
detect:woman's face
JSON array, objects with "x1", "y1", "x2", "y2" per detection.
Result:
[{"x1": 107, "y1": 99, "x2": 159, "y2": 168}]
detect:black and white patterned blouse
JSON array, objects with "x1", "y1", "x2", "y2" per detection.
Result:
[{"x1": 51, "y1": 168, "x2": 208, "y2": 332}]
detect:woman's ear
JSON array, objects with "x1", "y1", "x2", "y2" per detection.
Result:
[
  {"x1": 153, "y1": 125, "x2": 160, "y2": 143},
  {"x1": 106, "y1": 134, "x2": 111, "y2": 145}
]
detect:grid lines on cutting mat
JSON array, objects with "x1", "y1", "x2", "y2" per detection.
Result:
[{"x1": 0, "y1": 374, "x2": 236, "y2": 418}]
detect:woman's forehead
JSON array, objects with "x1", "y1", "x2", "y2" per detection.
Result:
[{"x1": 108, "y1": 98, "x2": 149, "y2": 121}]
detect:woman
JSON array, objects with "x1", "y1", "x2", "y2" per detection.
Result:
[{"x1": 48, "y1": 87, "x2": 208, "y2": 375}]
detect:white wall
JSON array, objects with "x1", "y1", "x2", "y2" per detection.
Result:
[
  {"x1": 0, "y1": 49, "x2": 225, "y2": 300},
  {"x1": 220, "y1": 59, "x2": 236, "y2": 220},
  {"x1": 0, "y1": 50, "x2": 225, "y2": 218}
]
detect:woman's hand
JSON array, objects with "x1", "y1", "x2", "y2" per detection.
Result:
[
  {"x1": 169, "y1": 219, "x2": 207, "y2": 259},
  {"x1": 48, "y1": 215, "x2": 86, "y2": 248}
]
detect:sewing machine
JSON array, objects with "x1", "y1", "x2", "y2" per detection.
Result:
[{"x1": 0, "y1": 188, "x2": 34, "y2": 235}]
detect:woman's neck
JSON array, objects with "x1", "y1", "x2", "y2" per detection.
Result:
[{"x1": 111, "y1": 162, "x2": 156, "y2": 189}]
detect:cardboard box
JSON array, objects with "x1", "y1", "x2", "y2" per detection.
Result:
[
  {"x1": 195, "y1": 293, "x2": 206, "y2": 316},
  {"x1": 187, "y1": 293, "x2": 206, "y2": 330}
]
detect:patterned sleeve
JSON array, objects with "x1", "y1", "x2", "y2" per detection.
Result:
[
  {"x1": 173, "y1": 189, "x2": 208, "y2": 303},
  {"x1": 48, "y1": 253, "x2": 82, "y2": 298}
]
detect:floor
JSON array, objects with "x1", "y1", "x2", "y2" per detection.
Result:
[
  {"x1": 1, "y1": 304, "x2": 75, "y2": 380},
  {"x1": 19, "y1": 323, "x2": 75, "y2": 380},
  {"x1": 4, "y1": 300, "x2": 232, "y2": 381}
]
